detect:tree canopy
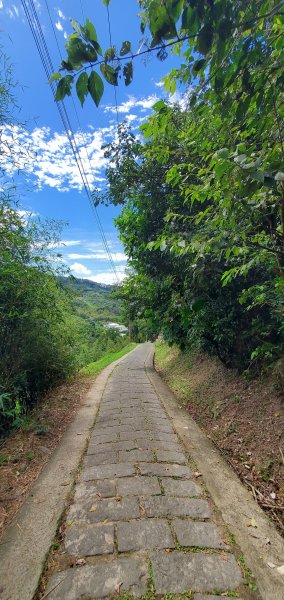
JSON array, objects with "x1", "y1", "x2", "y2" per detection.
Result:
[{"x1": 52, "y1": 1, "x2": 284, "y2": 370}]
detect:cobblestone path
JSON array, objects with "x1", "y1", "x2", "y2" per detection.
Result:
[{"x1": 45, "y1": 344, "x2": 245, "y2": 600}]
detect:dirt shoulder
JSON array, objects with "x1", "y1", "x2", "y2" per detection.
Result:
[
  {"x1": 0, "y1": 375, "x2": 96, "y2": 540},
  {"x1": 154, "y1": 342, "x2": 284, "y2": 535}
]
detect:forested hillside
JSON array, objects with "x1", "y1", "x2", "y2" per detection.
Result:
[
  {"x1": 60, "y1": 277, "x2": 121, "y2": 323},
  {"x1": 0, "y1": 204, "x2": 127, "y2": 435}
]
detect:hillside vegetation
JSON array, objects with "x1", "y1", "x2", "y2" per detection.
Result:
[
  {"x1": 155, "y1": 341, "x2": 284, "y2": 533},
  {"x1": 61, "y1": 277, "x2": 122, "y2": 323},
  {"x1": 0, "y1": 205, "x2": 126, "y2": 436}
]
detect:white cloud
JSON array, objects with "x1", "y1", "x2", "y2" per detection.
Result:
[
  {"x1": 42, "y1": 240, "x2": 82, "y2": 249},
  {"x1": 67, "y1": 252, "x2": 127, "y2": 262},
  {"x1": 57, "y1": 9, "x2": 65, "y2": 20},
  {"x1": 6, "y1": 3, "x2": 21, "y2": 18},
  {"x1": 2, "y1": 123, "x2": 114, "y2": 192},
  {"x1": 70, "y1": 262, "x2": 92, "y2": 276},
  {"x1": 104, "y1": 94, "x2": 159, "y2": 115},
  {"x1": 60, "y1": 240, "x2": 82, "y2": 247},
  {"x1": 0, "y1": 1, "x2": 3, "y2": 9},
  {"x1": 87, "y1": 272, "x2": 127, "y2": 285},
  {"x1": 55, "y1": 20, "x2": 63, "y2": 31}
]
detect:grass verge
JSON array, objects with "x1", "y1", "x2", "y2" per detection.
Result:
[{"x1": 79, "y1": 343, "x2": 137, "y2": 377}]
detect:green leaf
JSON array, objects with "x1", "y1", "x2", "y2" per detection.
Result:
[
  {"x1": 181, "y1": 6, "x2": 199, "y2": 34},
  {"x1": 66, "y1": 37, "x2": 97, "y2": 69},
  {"x1": 84, "y1": 18, "x2": 98, "y2": 43},
  {"x1": 250, "y1": 171, "x2": 264, "y2": 182},
  {"x1": 191, "y1": 298, "x2": 205, "y2": 313},
  {"x1": 123, "y1": 62, "x2": 133, "y2": 86},
  {"x1": 192, "y1": 59, "x2": 206, "y2": 73},
  {"x1": 120, "y1": 41, "x2": 131, "y2": 56},
  {"x1": 153, "y1": 100, "x2": 168, "y2": 113},
  {"x1": 49, "y1": 72, "x2": 62, "y2": 83},
  {"x1": 100, "y1": 63, "x2": 118, "y2": 86},
  {"x1": 104, "y1": 47, "x2": 116, "y2": 61},
  {"x1": 149, "y1": 1, "x2": 177, "y2": 41},
  {"x1": 88, "y1": 71, "x2": 104, "y2": 107},
  {"x1": 197, "y1": 23, "x2": 214, "y2": 55},
  {"x1": 165, "y1": 0, "x2": 183, "y2": 22},
  {"x1": 55, "y1": 75, "x2": 74, "y2": 101},
  {"x1": 76, "y1": 71, "x2": 88, "y2": 106},
  {"x1": 102, "y1": 0, "x2": 111, "y2": 5},
  {"x1": 216, "y1": 148, "x2": 230, "y2": 159},
  {"x1": 215, "y1": 159, "x2": 231, "y2": 178}
]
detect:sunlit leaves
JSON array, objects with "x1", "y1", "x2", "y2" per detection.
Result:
[
  {"x1": 55, "y1": 75, "x2": 74, "y2": 101},
  {"x1": 76, "y1": 71, "x2": 88, "y2": 106},
  {"x1": 120, "y1": 40, "x2": 131, "y2": 56},
  {"x1": 149, "y1": 0, "x2": 177, "y2": 43},
  {"x1": 100, "y1": 63, "x2": 119, "y2": 86},
  {"x1": 123, "y1": 61, "x2": 133, "y2": 86},
  {"x1": 88, "y1": 71, "x2": 104, "y2": 107},
  {"x1": 49, "y1": 72, "x2": 61, "y2": 83}
]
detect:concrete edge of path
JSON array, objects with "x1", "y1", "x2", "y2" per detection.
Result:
[
  {"x1": 145, "y1": 348, "x2": 284, "y2": 600},
  {"x1": 0, "y1": 347, "x2": 138, "y2": 600}
]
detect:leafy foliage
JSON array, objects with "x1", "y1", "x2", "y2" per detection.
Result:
[
  {"x1": 101, "y1": 81, "x2": 284, "y2": 369},
  {"x1": 54, "y1": 0, "x2": 284, "y2": 118},
  {"x1": 0, "y1": 207, "x2": 126, "y2": 435}
]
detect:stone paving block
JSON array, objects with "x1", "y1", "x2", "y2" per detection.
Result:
[
  {"x1": 144, "y1": 423, "x2": 174, "y2": 434},
  {"x1": 120, "y1": 411, "x2": 145, "y2": 418},
  {"x1": 139, "y1": 462, "x2": 192, "y2": 478},
  {"x1": 95, "y1": 425, "x2": 136, "y2": 434},
  {"x1": 68, "y1": 497, "x2": 140, "y2": 524},
  {"x1": 121, "y1": 415, "x2": 147, "y2": 423},
  {"x1": 172, "y1": 520, "x2": 228, "y2": 549},
  {"x1": 90, "y1": 432, "x2": 118, "y2": 445},
  {"x1": 119, "y1": 449, "x2": 153, "y2": 462},
  {"x1": 87, "y1": 440, "x2": 139, "y2": 454},
  {"x1": 84, "y1": 451, "x2": 118, "y2": 467},
  {"x1": 150, "y1": 551, "x2": 242, "y2": 594},
  {"x1": 119, "y1": 431, "x2": 152, "y2": 441},
  {"x1": 96, "y1": 416, "x2": 120, "y2": 426},
  {"x1": 194, "y1": 594, "x2": 243, "y2": 600},
  {"x1": 149, "y1": 441, "x2": 182, "y2": 453},
  {"x1": 97, "y1": 419, "x2": 122, "y2": 428},
  {"x1": 81, "y1": 463, "x2": 136, "y2": 481},
  {"x1": 117, "y1": 476, "x2": 161, "y2": 496},
  {"x1": 117, "y1": 518, "x2": 174, "y2": 552},
  {"x1": 162, "y1": 478, "x2": 202, "y2": 497},
  {"x1": 144, "y1": 496, "x2": 211, "y2": 518},
  {"x1": 147, "y1": 432, "x2": 180, "y2": 443},
  {"x1": 65, "y1": 523, "x2": 114, "y2": 556},
  {"x1": 156, "y1": 450, "x2": 187, "y2": 464},
  {"x1": 45, "y1": 558, "x2": 148, "y2": 599},
  {"x1": 74, "y1": 480, "x2": 116, "y2": 502}
]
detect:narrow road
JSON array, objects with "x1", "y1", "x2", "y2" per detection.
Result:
[{"x1": 44, "y1": 343, "x2": 244, "y2": 599}]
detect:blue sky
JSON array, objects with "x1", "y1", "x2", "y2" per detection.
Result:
[{"x1": 1, "y1": 0, "x2": 181, "y2": 284}]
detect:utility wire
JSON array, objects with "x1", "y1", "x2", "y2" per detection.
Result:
[
  {"x1": 21, "y1": 0, "x2": 120, "y2": 282},
  {"x1": 106, "y1": 2, "x2": 119, "y2": 126},
  {"x1": 43, "y1": 0, "x2": 118, "y2": 277}
]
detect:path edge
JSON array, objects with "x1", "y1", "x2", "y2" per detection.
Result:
[
  {"x1": 145, "y1": 347, "x2": 284, "y2": 600},
  {"x1": 0, "y1": 346, "x2": 138, "y2": 600}
]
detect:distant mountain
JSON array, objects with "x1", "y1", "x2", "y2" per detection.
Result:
[
  {"x1": 59, "y1": 276, "x2": 122, "y2": 323},
  {"x1": 59, "y1": 276, "x2": 113, "y2": 292}
]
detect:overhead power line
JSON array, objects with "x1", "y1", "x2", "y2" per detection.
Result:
[
  {"x1": 106, "y1": 2, "x2": 119, "y2": 126},
  {"x1": 21, "y1": 0, "x2": 120, "y2": 283}
]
